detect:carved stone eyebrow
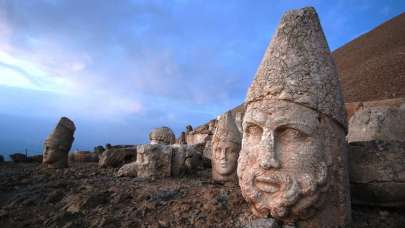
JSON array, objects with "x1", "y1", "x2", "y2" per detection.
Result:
[
  {"x1": 243, "y1": 109, "x2": 267, "y2": 127},
  {"x1": 273, "y1": 120, "x2": 316, "y2": 135}
]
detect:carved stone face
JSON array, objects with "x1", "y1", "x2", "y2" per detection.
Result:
[
  {"x1": 43, "y1": 140, "x2": 71, "y2": 167},
  {"x1": 212, "y1": 141, "x2": 239, "y2": 176},
  {"x1": 238, "y1": 100, "x2": 330, "y2": 222}
]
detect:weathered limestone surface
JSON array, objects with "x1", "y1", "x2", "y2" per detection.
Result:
[
  {"x1": 237, "y1": 7, "x2": 351, "y2": 227},
  {"x1": 98, "y1": 147, "x2": 136, "y2": 168},
  {"x1": 245, "y1": 218, "x2": 281, "y2": 228},
  {"x1": 211, "y1": 111, "x2": 241, "y2": 182},
  {"x1": 171, "y1": 144, "x2": 203, "y2": 176},
  {"x1": 134, "y1": 144, "x2": 172, "y2": 178},
  {"x1": 42, "y1": 117, "x2": 76, "y2": 168},
  {"x1": 347, "y1": 104, "x2": 405, "y2": 143},
  {"x1": 149, "y1": 127, "x2": 176, "y2": 145},
  {"x1": 349, "y1": 140, "x2": 405, "y2": 207}
]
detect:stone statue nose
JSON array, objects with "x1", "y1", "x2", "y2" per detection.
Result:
[
  {"x1": 219, "y1": 149, "x2": 226, "y2": 160},
  {"x1": 259, "y1": 130, "x2": 281, "y2": 170}
]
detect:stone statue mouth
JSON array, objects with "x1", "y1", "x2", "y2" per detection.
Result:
[{"x1": 254, "y1": 175, "x2": 282, "y2": 194}]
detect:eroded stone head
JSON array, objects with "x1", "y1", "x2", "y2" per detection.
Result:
[
  {"x1": 237, "y1": 7, "x2": 350, "y2": 226},
  {"x1": 212, "y1": 111, "x2": 241, "y2": 182},
  {"x1": 149, "y1": 127, "x2": 176, "y2": 145},
  {"x1": 43, "y1": 117, "x2": 76, "y2": 168}
]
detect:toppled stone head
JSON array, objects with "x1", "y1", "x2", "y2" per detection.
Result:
[
  {"x1": 149, "y1": 127, "x2": 176, "y2": 145},
  {"x1": 237, "y1": 7, "x2": 351, "y2": 227},
  {"x1": 211, "y1": 111, "x2": 241, "y2": 182},
  {"x1": 43, "y1": 117, "x2": 76, "y2": 168}
]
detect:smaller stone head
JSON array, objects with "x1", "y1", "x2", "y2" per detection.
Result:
[
  {"x1": 149, "y1": 127, "x2": 176, "y2": 145},
  {"x1": 43, "y1": 117, "x2": 76, "y2": 168},
  {"x1": 212, "y1": 111, "x2": 241, "y2": 182}
]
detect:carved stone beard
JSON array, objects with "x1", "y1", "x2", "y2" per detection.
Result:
[{"x1": 238, "y1": 152, "x2": 330, "y2": 223}]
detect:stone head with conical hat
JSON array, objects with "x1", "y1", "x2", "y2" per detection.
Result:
[
  {"x1": 212, "y1": 111, "x2": 242, "y2": 182},
  {"x1": 237, "y1": 7, "x2": 351, "y2": 227},
  {"x1": 43, "y1": 117, "x2": 76, "y2": 168}
]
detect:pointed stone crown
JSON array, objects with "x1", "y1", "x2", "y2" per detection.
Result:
[
  {"x1": 213, "y1": 111, "x2": 241, "y2": 145},
  {"x1": 246, "y1": 7, "x2": 347, "y2": 129},
  {"x1": 46, "y1": 117, "x2": 76, "y2": 145}
]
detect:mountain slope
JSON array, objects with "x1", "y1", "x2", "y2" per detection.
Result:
[{"x1": 333, "y1": 12, "x2": 405, "y2": 102}]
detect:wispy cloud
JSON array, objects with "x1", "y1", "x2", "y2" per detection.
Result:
[{"x1": 0, "y1": 0, "x2": 403, "y2": 153}]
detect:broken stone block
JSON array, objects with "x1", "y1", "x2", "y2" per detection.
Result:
[
  {"x1": 134, "y1": 144, "x2": 172, "y2": 178},
  {"x1": 349, "y1": 140, "x2": 405, "y2": 207},
  {"x1": 171, "y1": 144, "x2": 202, "y2": 176},
  {"x1": 347, "y1": 105, "x2": 405, "y2": 143}
]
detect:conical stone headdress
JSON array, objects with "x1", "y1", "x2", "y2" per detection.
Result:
[
  {"x1": 213, "y1": 111, "x2": 241, "y2": 145},
  {"x1": 246, "y1": 7, "x2": 347, "y2": 129},
  {"x1": 46, "y1": 117, "x2": 76, "y2": 147}
]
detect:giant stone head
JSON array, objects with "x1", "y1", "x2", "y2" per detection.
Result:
[
  {"x1": 149, "y1": 127, "x2": 176, "y2": 145},
  {"x1": 43, "y1": 117, "x2": 76, "y2": 168},
  {"x1": 237, "y1": 7, "x2": 351, "y2": 227}
]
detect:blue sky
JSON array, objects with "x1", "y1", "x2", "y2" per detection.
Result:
[{"x1": 0, "y1": 0, "x2": 404, "y2": 157}]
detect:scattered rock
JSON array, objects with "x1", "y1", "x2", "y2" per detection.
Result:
[
  {"x1": 98, "y1": 147, "x2": 136, "y2": 168},
  {"x1": 10, "y1": 153, "x2": 27, "y2": 163},
  {"x1": 69, "y1": 151, "x2": 99, "y2": 163},
  {"x1": 116, "y1": 162, "x2": 137, "y2": 177},
  {"x1": 28, "y1": 155, "x2": 43, "y2": 163}
]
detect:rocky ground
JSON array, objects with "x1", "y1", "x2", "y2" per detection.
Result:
[{"x1": 0, "y1": 162, "x2": 404, "y2": 228}]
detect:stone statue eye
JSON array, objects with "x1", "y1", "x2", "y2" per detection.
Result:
[
  {"x1": 246, "y1": 124, "x2": 263, "y2": 136},
  {"x1": 277, "y1": 127, "x2": 305, "y2": 140},
  {"x1": 245, "y1": 124, "x2": 263, "y2": 145}
]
